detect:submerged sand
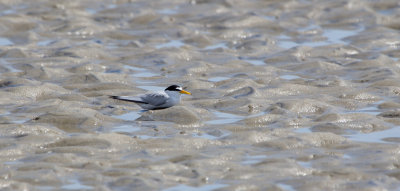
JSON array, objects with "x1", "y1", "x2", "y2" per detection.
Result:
[{"x1": 1, "y1": 0, "x2": 400, "y2": 190}]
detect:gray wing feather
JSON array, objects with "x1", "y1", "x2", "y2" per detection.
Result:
[
  {"x1": 109, "y1": 96, "x2": 147, "y2": 104},
  {"x1": 140, "y1": 92, "x2": 169, "y2": 106}
]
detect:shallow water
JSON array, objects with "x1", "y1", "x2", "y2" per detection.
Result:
[{"x1": 1, "y1": 0, "x2": 400, "y2": 190}]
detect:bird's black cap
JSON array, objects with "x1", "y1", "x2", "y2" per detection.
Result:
[{"x1": 165, "y1": 85, "x2": 182, "y2": 91}]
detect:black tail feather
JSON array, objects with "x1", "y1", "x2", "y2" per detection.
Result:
[{"x1": 109, "y1": 96, "x2": 148, "y2": 104}]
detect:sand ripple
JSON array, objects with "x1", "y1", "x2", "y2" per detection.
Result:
[{"x1": 1, "y1": 0, "x2": 400, "y2": 190}]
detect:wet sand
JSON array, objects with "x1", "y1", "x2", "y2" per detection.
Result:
[{"x1": 1, "y1": 0, "x2": 400, "y2": 190}]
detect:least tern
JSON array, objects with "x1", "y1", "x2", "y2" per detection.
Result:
[{"x1": 110, "y1": 85, "x2": 191, "y2": 110}]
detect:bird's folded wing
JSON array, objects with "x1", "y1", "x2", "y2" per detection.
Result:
[
  {"x1": 109, "y1": 96, "x2": 147, "y2": 104},
  {"x1": 140, "y1": 93, "x2": 168, "y2": 106}
]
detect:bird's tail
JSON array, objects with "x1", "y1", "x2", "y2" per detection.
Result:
[{"x1": 109, "y1": 96, "x2": 148, "y2": 104}]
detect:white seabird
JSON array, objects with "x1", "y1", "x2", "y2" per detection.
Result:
[{"x1": 110, "y1": 85, "x2": 191, "y2": 110}]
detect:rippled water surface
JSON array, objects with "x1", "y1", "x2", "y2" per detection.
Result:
[{"x1": 1, "y1": 0, "x2": 400, "y2": 190}]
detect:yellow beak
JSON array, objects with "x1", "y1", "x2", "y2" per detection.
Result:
[{"x1": 179, "y1": 90, "x2": 191, "y2": 95}]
